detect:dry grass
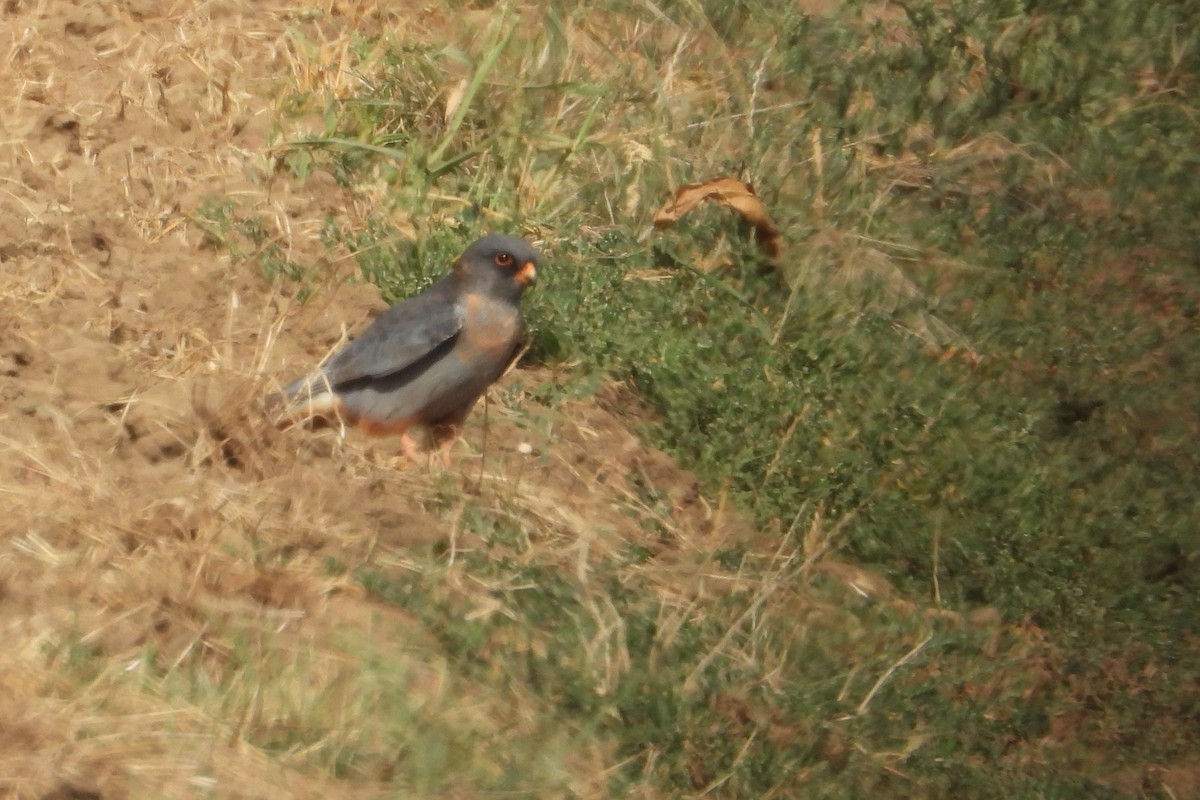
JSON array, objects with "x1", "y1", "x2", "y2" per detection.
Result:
[{"x1": 0, "y1": 2, "x2": 499, "y2": 796}]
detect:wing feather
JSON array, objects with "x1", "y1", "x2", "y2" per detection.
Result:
[{"x1": 322, "y1": 275, "x2": 465, "y2": 386}]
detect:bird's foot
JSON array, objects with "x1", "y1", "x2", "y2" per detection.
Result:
[
  {"x1": 428, "y1": 424, "x2": 463, "y2": 470},
  {"x1": 400, "y1": 432, "x2": 426, "y2": 464}
]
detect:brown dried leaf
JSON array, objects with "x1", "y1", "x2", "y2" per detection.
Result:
[{"x1": 653, "y1": 177, "x2": 783, "y2": 258}]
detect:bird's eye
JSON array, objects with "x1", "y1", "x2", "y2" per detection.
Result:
[{"x1": 495, "y1": 252, "x2": 514, "y2": 267}]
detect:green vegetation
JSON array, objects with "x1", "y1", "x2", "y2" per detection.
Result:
[{"x1": 256, "y1": 1, "x2": 1199, "y2": 795}]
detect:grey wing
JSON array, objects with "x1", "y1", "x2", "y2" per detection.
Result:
[{"x1": 322, "y1": 277, "x2": 465, "y2": 386}]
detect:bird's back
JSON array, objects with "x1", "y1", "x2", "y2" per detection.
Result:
[{"x1": 337, "y1": 285, "x2": 523, "y2": 427}]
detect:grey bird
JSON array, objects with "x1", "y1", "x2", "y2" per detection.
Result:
[{"x1": 277, "y1": 234, "x2": 540, "y2": 463}]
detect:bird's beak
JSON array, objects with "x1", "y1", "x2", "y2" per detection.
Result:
[{"x1": 515, "y1": 261, "x2": 537, "y2": 287}]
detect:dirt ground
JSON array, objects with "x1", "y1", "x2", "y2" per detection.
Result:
[{"x1": 0, "y1": 3, "x2": 751, "y2": 797}]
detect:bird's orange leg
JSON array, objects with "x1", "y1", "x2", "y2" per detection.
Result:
[
  {"x1": 428, "y1": 426, "x2": 461, "y2": 469},
  {"x1": 428, "y1": 403, "x2": 475, "y2": 469},
  {"x1": 400, "y1": 431, "x2": 426, "y2": 464}
]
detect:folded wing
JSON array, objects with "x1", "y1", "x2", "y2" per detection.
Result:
[{"x1": 286, "y1": 276, "x2": 466, "y2": 399}]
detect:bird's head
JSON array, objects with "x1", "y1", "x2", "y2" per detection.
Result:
[{"x1": 457, "y1": 234, "x2": 541, "y2": 303}]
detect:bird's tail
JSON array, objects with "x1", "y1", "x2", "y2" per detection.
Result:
[{"x1": 268, "y1": 371, "x2": 343, "y2": 430}]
